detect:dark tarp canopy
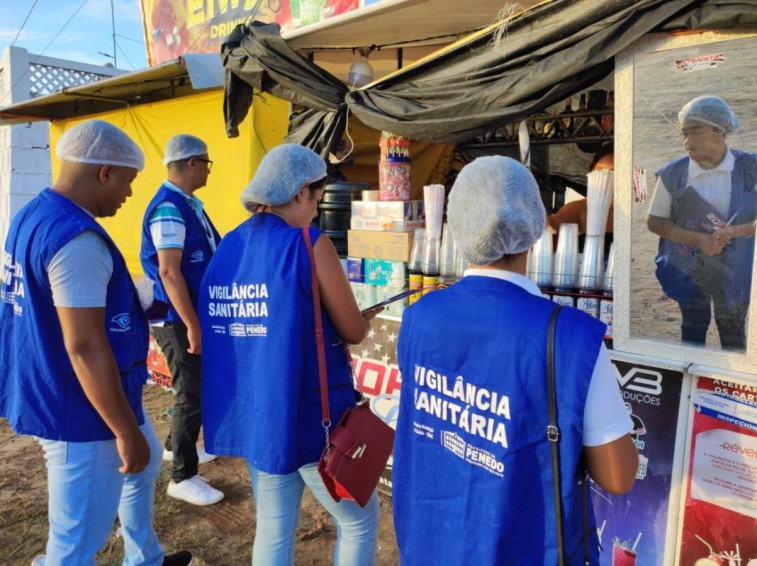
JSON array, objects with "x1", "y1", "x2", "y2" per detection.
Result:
[{"x1": 221, "y1": 0, "x2": 757, "y2": 157}]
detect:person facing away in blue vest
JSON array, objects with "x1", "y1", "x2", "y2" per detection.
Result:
[
  {"x1": 394, "y1": 156, "x2": 639, "y2": 566},
  {"x1": 648, "y1": 95, "x2": 757, "y2": 350},
  {"x1": 140, "y1": 134, "x2": 224, "y2": 507},
  {"x1": 198, "y1": 143, "x2": 383, "y2": 566},
  {"x1": 0, "y1": 120, "x2": 192, "y2": 566}
]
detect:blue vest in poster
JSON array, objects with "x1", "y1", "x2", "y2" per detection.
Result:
[
  {"x1": 394, "y1": 276, "x2": 605, "y2": 566},
  {"x1": 0, "y1": 189, "x2": 149, "y2": 441},
  {"x1": 140, "y1": 183, "x2": 221, "y2": 323},
  {"x1": 199, "y1": 213, "x2": 356, "y2": 474},
  {"x1": 654, "y1": 149, "x2": 757, "y2": 305}
]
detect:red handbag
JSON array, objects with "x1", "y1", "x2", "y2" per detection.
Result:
[{"x1": 302, "y1": 228, "x2": 395, "y2": 508}]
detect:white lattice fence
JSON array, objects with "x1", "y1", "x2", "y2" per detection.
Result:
[{"x1": 28, "y1": 63, "x2": 112, "y2": 97}]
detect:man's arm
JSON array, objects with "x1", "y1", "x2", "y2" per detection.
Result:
[
  {"x1": 647, "y1": 214, "x2": 724, "y2": 255},
  {"x1": 712, "y1": 221, "x2": 756, "y2": 246},
  {"x1": 157, "y1": 248, "x2": 201, "y2": 354},
  {"x1": 56, "y1": 306, "x2": 149, "y2": 473},
  {"x1": 584, "y1": 434, "x2": 639, "y2": 494}
]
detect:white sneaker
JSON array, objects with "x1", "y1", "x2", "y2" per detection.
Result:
[
  {"x1": 162, "y1": 445, "x2": 217, "y2": 464},
  {"x1": 167, "y1": 475, "x2": 224, "y2": 506},
  {"x1": 31, "y1": 556, "x2": 45, "y2": 566}
]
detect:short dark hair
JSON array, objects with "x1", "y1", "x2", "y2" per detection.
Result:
[
  {"x1": 308, "y1": 176, "x2": 329, "y2": 192},
  {"x1": 589, "y1": 142, "x2": 614, "y2": 171}
]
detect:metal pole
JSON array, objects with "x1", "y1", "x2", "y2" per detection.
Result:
[{"x1": 111, "y1": 0, "x2": 117, "y2": 69}]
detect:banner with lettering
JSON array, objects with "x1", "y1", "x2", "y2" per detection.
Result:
[
  {"x1": 348, "y1": 315, "x2": 402, "y2": 494},
  {"x1": 678, "y1": 376, "x2": 757, "y2": 565},
  {"x1": 140, "y1": 0, "x2": 368, "y2": 66},
  {"x1": 592, "y1": 358, "x2": 683, "y2": 566}
]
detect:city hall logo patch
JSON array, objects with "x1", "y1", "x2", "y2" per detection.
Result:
[{"x1": 110, "y1": 313, "x2": 131, "y2": 332}]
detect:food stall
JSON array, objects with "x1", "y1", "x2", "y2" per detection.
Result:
[
  {"x1": 219, "y1": 2, "x2": 757, "y2": 564},
  {"x1": 1, "y1": 0, "x2": 756, "y2": 563}
]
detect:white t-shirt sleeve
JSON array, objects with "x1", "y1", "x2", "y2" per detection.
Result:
[
  {"x1": 48, "y1": 230, "x2": 113, "y2": 308},
  {"x1": 583, "y1": 343, "x2": 634, "y2": 447},
  {"x1": 647, "y1": 176, "x2": 673, "y2": 219}
]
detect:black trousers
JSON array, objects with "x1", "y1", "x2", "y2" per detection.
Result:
[{"x1": 151, "y1": 323, "x2": 202, "y2": 482}]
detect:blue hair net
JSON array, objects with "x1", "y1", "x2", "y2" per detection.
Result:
[
  {"x1": 163, "y1": 134, "x2": 209, "y2": 165},
  {"x1": 447, "y1": 156, "x2": 545, "y2": 265},
  {"x1": 56, "y1": 119, "x2": 144, "y2": 171},
  {"x1": 678, "y1": 96, "x2": 739, "y2": 133},
  {"x1": 241, "y1": 144, "x2": 327, "y2": 210}
]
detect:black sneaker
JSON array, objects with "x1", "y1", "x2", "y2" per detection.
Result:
[{"x1": 162, "y1": 550, "x2": 193, "y2": 566}]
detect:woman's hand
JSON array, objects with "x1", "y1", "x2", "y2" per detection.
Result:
[{"x1": 361, "y1": 305, "x2": 385, "y2": 321}]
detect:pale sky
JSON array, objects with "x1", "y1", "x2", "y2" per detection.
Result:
[{"x1": 2, "y1": 0, "x2": 149, "y2": 72}]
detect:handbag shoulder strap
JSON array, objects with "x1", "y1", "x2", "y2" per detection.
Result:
[
  {"x1": 302, "y1": 227, "x2": 330, "y2": 426},
  {"x1": 548, "y1": 305, "x2": 592, "y2": 566},
  {"x1": 547, "y1": 305, "x2": 566, "y2": 566}
]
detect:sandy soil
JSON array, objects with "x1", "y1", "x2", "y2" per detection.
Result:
[{"x1": 0, "y1": 385, "x2": 399, "y2": 566}]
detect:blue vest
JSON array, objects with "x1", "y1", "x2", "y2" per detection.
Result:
[
  {"x1": 199, "y1": 213, "x2": 356, "y2": 474},
  {"x1": 0, "y1": 189, "x2": 149, "y2": 441},
  {"x1": 394, "y1": 276, "x2": 605, "y2": 566},
  {"x1": 140, "y1": 183, "x2": 221, "y2": 323},
  {"x1": 654, "y1": 149, "x2": 757, "y2": 305}
]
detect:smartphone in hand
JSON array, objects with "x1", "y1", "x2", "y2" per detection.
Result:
[{"x1": 360, "y1": 289, "x2": 423, "y2": 314}]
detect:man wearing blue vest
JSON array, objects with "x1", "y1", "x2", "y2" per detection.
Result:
[
  {"x1": 0, "y1": 120, "x2": 192, "y2": 566},
  {"x1": 140, "y1": 134, "x2": 223, "y2": 506},
  {"x1": 648, "y1": 96, "x2": 757, "y2": 350},
  {"x1": 394, "y1": 156, "x2": 638, "y2": 565}
]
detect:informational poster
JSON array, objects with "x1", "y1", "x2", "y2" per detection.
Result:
[
  {"x1": 592, "y1": 358, "x2": 684, "y2": 566},
  {"x1": 348, "y1": 315, "x2": 402, "y2": 495},
  {"x1": 678, "y1": 376, "x2": 757, "y2": 565},
  {"x1": 140, "y1": 0, "x2": 363, "y2": 65}
]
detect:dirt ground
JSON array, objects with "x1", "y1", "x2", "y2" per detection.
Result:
[{"x1": 0, "y1": 384, "x2": 400, "y2": 566}]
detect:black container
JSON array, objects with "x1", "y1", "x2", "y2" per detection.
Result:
[{"x1": 316, "y1": 182, "x2": 369, "y2": 257}]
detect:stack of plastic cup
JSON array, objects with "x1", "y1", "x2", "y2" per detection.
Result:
[
  {"x1": 553, "y1": 223, "x2": 578, "y2": 290},
  {"x1": 603, "y1": 243, "x2": 615, "y2": 294},
  {"x1": 530, "y1": 230, "x2": 553, "y2": 287},
  {"x1": 577, "y1": 235, "x2": 605, "y2": 290},
  {"x1": 439, "y1": 224, "x2": 457, "y2": 286}
]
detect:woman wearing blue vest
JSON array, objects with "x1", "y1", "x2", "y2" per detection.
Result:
[
  {"x1": 198, "y1": 144, "x2": 381, "y2": 565},
  {"x1": 648, "y1": 96, "x2": 757, "y2": 350},
  {"x1": 394, "y1": 156, "x2": 638, "y2": 565}
]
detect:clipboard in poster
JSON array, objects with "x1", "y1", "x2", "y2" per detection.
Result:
[
  {"x1": 360, "y1": 289, "x2": 423, "y2": 314},
  {"x1": 672, "y1": 186, "x2": 726, "y2": 255}
]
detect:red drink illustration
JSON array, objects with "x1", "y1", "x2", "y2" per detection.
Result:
[{"x1": 613, "y1": 543, "x2": 636, "y2": 566}]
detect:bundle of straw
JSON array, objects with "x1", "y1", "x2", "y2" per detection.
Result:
[{"x1": 586, "y1": 169, "x2": 614, "y2": 236}]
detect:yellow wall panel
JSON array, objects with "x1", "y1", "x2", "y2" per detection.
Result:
[{"x1": 50, "y1": 90, "x2": 289, "y2": 274}]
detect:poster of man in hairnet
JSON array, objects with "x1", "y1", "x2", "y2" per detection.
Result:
[{"x1": 625, "y1": 34, "x2": 757, "y2": 354}]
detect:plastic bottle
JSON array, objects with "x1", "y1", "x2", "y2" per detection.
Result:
[
  {"x1": 560, "y1": 97, "x2": 574, "y2": 137},
  {"x1": 601, "y1": 91, "x2": 614, "y2": 133},
  {"x1": 421, "y1": 236, "x2": 440, "y2": 295},
  {"x1": 408, "y1": 228, "x2": 424, "y2": 305}
]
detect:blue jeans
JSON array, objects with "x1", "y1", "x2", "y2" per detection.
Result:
[
  {"x1": 36, "y1": 414, "x2": 164, "y2": 566},
  {"x1": 248, "y1": 462, "x2": 380, "y2": 566}
]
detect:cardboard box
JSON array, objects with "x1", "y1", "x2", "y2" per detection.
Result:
[
  {"x1": 349, "y1": 282, "x2": 377, "y2": 310},
  {"x1": 364, "y1": 259, "x2": 407, "y2": 287},
  {"x1": 351, "y1": 200, "x2": 425, "y2": 220},
  {"x1": 350, "y1": 218, "x2": 425, "y2": 232},
  {"x1": 346, "y1": 257, "x2": 365, "y2": 283},
  {"x1": 348, "y1": 230, "x2": 414, "y2": 262}
]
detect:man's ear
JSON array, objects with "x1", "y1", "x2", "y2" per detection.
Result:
[{"x1": 98, "y1": 164, "x2": 114, "y2": 184}]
